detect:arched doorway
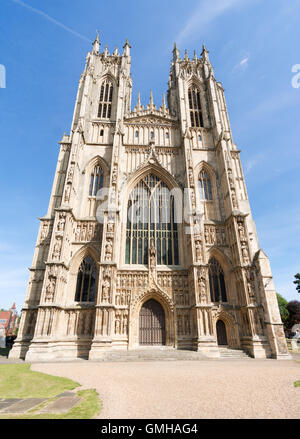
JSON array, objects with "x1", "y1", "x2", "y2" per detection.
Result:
[
  {"x1": 139, "y1": 299, "x2": 165, "y2": 346},
  {"x1": 216, "y1": 320, "x2": 228, "y2": 346}
]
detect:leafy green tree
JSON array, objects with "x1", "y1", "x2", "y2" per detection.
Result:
[
  {"x1": 287, "y1": 301, "x2": 300, "y2": 325},
  {"x1": 276, "y1": 293, "x2": 290, "y2": 329},
  {"x1": 294, "y1": 273, "x2": 300, "y2": 294}
]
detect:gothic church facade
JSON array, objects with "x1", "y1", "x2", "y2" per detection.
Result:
[{"x1": 10, "y1": 35, "x2": 289, "y2": 360}]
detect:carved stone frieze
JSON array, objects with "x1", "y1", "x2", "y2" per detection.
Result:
[
  {"x1": 204, "y1": 225, "x2": 226, "y2": 245},
  {"x1": 74, "y1": 221, "x2": 100, "y2": 242}
]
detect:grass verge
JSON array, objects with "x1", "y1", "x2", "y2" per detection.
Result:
[
  {"x1": 294, "y1": 380, "x2": 300, "y2": 387},
  {"x1": 0, "y1": 364, "x2": 80, "y2": 399}
]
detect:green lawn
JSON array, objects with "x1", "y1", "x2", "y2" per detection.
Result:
[
  {"x1": 0, "y1": 364, "x2": 102, "y2": 418},
  {"x1": 0, "y1": 364, "x2": 80, "y2": 399},
  {"x1": 294, "y1": 381, "x2": 300, "y2": 387}
]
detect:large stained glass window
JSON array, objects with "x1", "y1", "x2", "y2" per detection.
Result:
[{"x1": 125, "y1": 174, "x2": 179, "y2": 265}]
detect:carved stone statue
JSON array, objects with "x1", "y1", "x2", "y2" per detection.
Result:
[
  {"x1": 102, "y1": 279, "x2": 110, "y2": 301},
  {"x1": 105, "y1": 238, "x2": 113, "y2": 261},
  {"x1": 198, "y1": 277, "x2": 206, "y2": 302},
  {"x1": 149, "y1": 239, "x2": 156, "y2": 269},
  {"x1": 57, "y1": 213, "x2": 66, "y2": 232},
  {"x1": 45, "y1": 278, "x2": 56, "y2": 302},
  {"x1": 64, "y1": 184, "x2": 71, "y2": 202},
  {"x1": 40, "y1": 223, "x2": 48, "y2": 241},
  {"x1": 195, "y1": 238, "x2": 203, "y2": 262},
  {"x1": 52, "y1": 237, "x2": 62, "y2": 260},
  {"x1": 115, "y1": 313, "x2": 121, "y2": 334},
  {"x1": 238, "y1": 222, "x2": 246, "y2": 240},
  {"x1": 231, "y1": 189, "x2": 238, "y2": 208},
  {"x1": 241, "y1": 244, "x2": 250, "y2": 264}
]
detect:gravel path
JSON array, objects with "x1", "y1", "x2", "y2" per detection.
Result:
[{"x1": 31, "y1": 359, "x2": 300, "y2": 419}]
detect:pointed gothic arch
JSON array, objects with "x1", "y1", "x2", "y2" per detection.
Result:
[
  {"x1": 67, "y1": 246, "x2": 100, "y2": 304},
  {"x1": 82, "y1": 156, "x2": 109, "y2": 217},
  {"x1": 74, "y1": 255, "x2": 97, "y2": 302},
  {"x1": 129, "y1": 287, "x2": 175, "y2": 348},
  {"x1": 124, "y1": 161, "x2": 181, "y2": 196},
  {"x1": 195, "y1": 161, "x2": 217, "y2": 200},
  {"x1": 83, "y1": 155, "x2": 109, "y2": 176},
  {"x1": 213, "y1": 309, "x2": 240, "y2": 349}
]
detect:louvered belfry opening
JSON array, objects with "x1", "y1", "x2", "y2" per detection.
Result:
[{"x1": 139, "y1": 299, "x2": 166, "y2": 346}]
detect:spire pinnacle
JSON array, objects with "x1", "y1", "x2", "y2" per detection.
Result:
[
  {"x1": 92, "y1": 30, "x2": 100, "y2": 53},
  {"x1": 184, "y1": 49, "x2": 189, "y2": 61},
  {"x1": 161, "y1": 92, "x2": 166, "y2": 113},
  {"x1": 123, "y1": 38, "x2": 131, "y2": 56},
  {"x1": 103, "y1": 44, "x2": 108, "y2": 57},
  {"x1": 173, "y1": 42, "x2": 180, "y2": 60},
  {"x1": 201, "y1": 44, "x2": 210, "y2": 62},
  {"x1": 193, "y1": 50, "x2": 197, "y2": 61},
  {"x1": 149, "y1": 90, "x2": 153, "y2": 107},
  {"x1": 137, "y1": 91, "x2": 142, "y2": 108}
]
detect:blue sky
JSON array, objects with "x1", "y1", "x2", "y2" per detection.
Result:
[{"x1": 0, "y1": 0, "x2": 299, "y2": 312}]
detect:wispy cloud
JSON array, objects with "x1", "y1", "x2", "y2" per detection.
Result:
[
  {"x1": 10, "y1": 0, "x2": 92, "y2": 43},
  {"x1": 246, "y1": 90, "x2": 298, "y2": 120},
  {"x1": 233, "y1": 55, "x2": 250, "y2": 72},
  {"x1": 176, "y1": 0, "x2": 243, "y2": 46},
  {"x1": 244, "y1": 152, "x2": 263, "y2": 174}
]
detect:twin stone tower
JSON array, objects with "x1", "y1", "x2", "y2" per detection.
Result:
[{"x1": 10, "y1": 34, "x2": 290, "y2": 361}]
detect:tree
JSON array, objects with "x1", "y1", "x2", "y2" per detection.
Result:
[
  {"x1": 287, "y1": 301, "x2": 300, "y2": 326},
  {"x1": 276, "y1": 293, "x2": 290, "y2": 329},
  {"x1": 294, "y1": 274, "x2": 300, "y2": 294}
]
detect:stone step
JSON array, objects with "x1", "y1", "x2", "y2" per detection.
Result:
[
  {"x1": 218, "y1": 348, "x2": 251, "y2": 359},
  {"x1": 94, "y1": 348, "x2": 208, "y2": 362},
  {"x1": 92, "y1": 347, "x2": 252, "y2": 361}
]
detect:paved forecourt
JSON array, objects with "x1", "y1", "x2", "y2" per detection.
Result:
[{"x1": 31, "y1": 358, "x2": 300, "y2": 419}]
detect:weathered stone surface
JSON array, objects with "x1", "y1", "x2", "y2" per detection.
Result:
[
  {"x1": 56, "y1": 391, "x2": 77, "y2": 398},
  {"x1": 39, "y1": 396, "x2": 81, "y2": 413},
  {"x1": 0, "y1": 399, "x2": 22, "y2": 412},
  {"x1": 1, "y1": 398, "x2": 46, "y2": 413}
]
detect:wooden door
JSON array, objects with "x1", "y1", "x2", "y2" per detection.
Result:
[{"x1": 139, "y1": 299, "x2": 165, "y2": 345}]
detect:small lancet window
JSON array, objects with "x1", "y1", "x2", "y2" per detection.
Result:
[
  {"x1": 100, "y1": 129, "x2": 104, "y2": 137},
  {"x1": 75, "y1": 256, "x2": 97, "y2": 302},
  {"x1": 135, "y1": 131, "x2": 139, "y2": 138},
  {"x1": 208, "y1": 258, "x2": 227, "y2": 302},
  {"x1": 150, "y1": 131, "x2": 154, "y2": 139},
  {"x1": 89, "y1": 165, "x2": 104, "y2": 196},
  {"x1": 188, "y1": 86, "x2": 203, "y2": 127},
  {"x1": 166, "y1": 132, "x2": 169, "y2": 139},
  {"x1": 198, "y1": 170, "x2": 212, "y2": 200},
  {"x1": 97, "y1": 79, "x2": 113, "y2": 119}
]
